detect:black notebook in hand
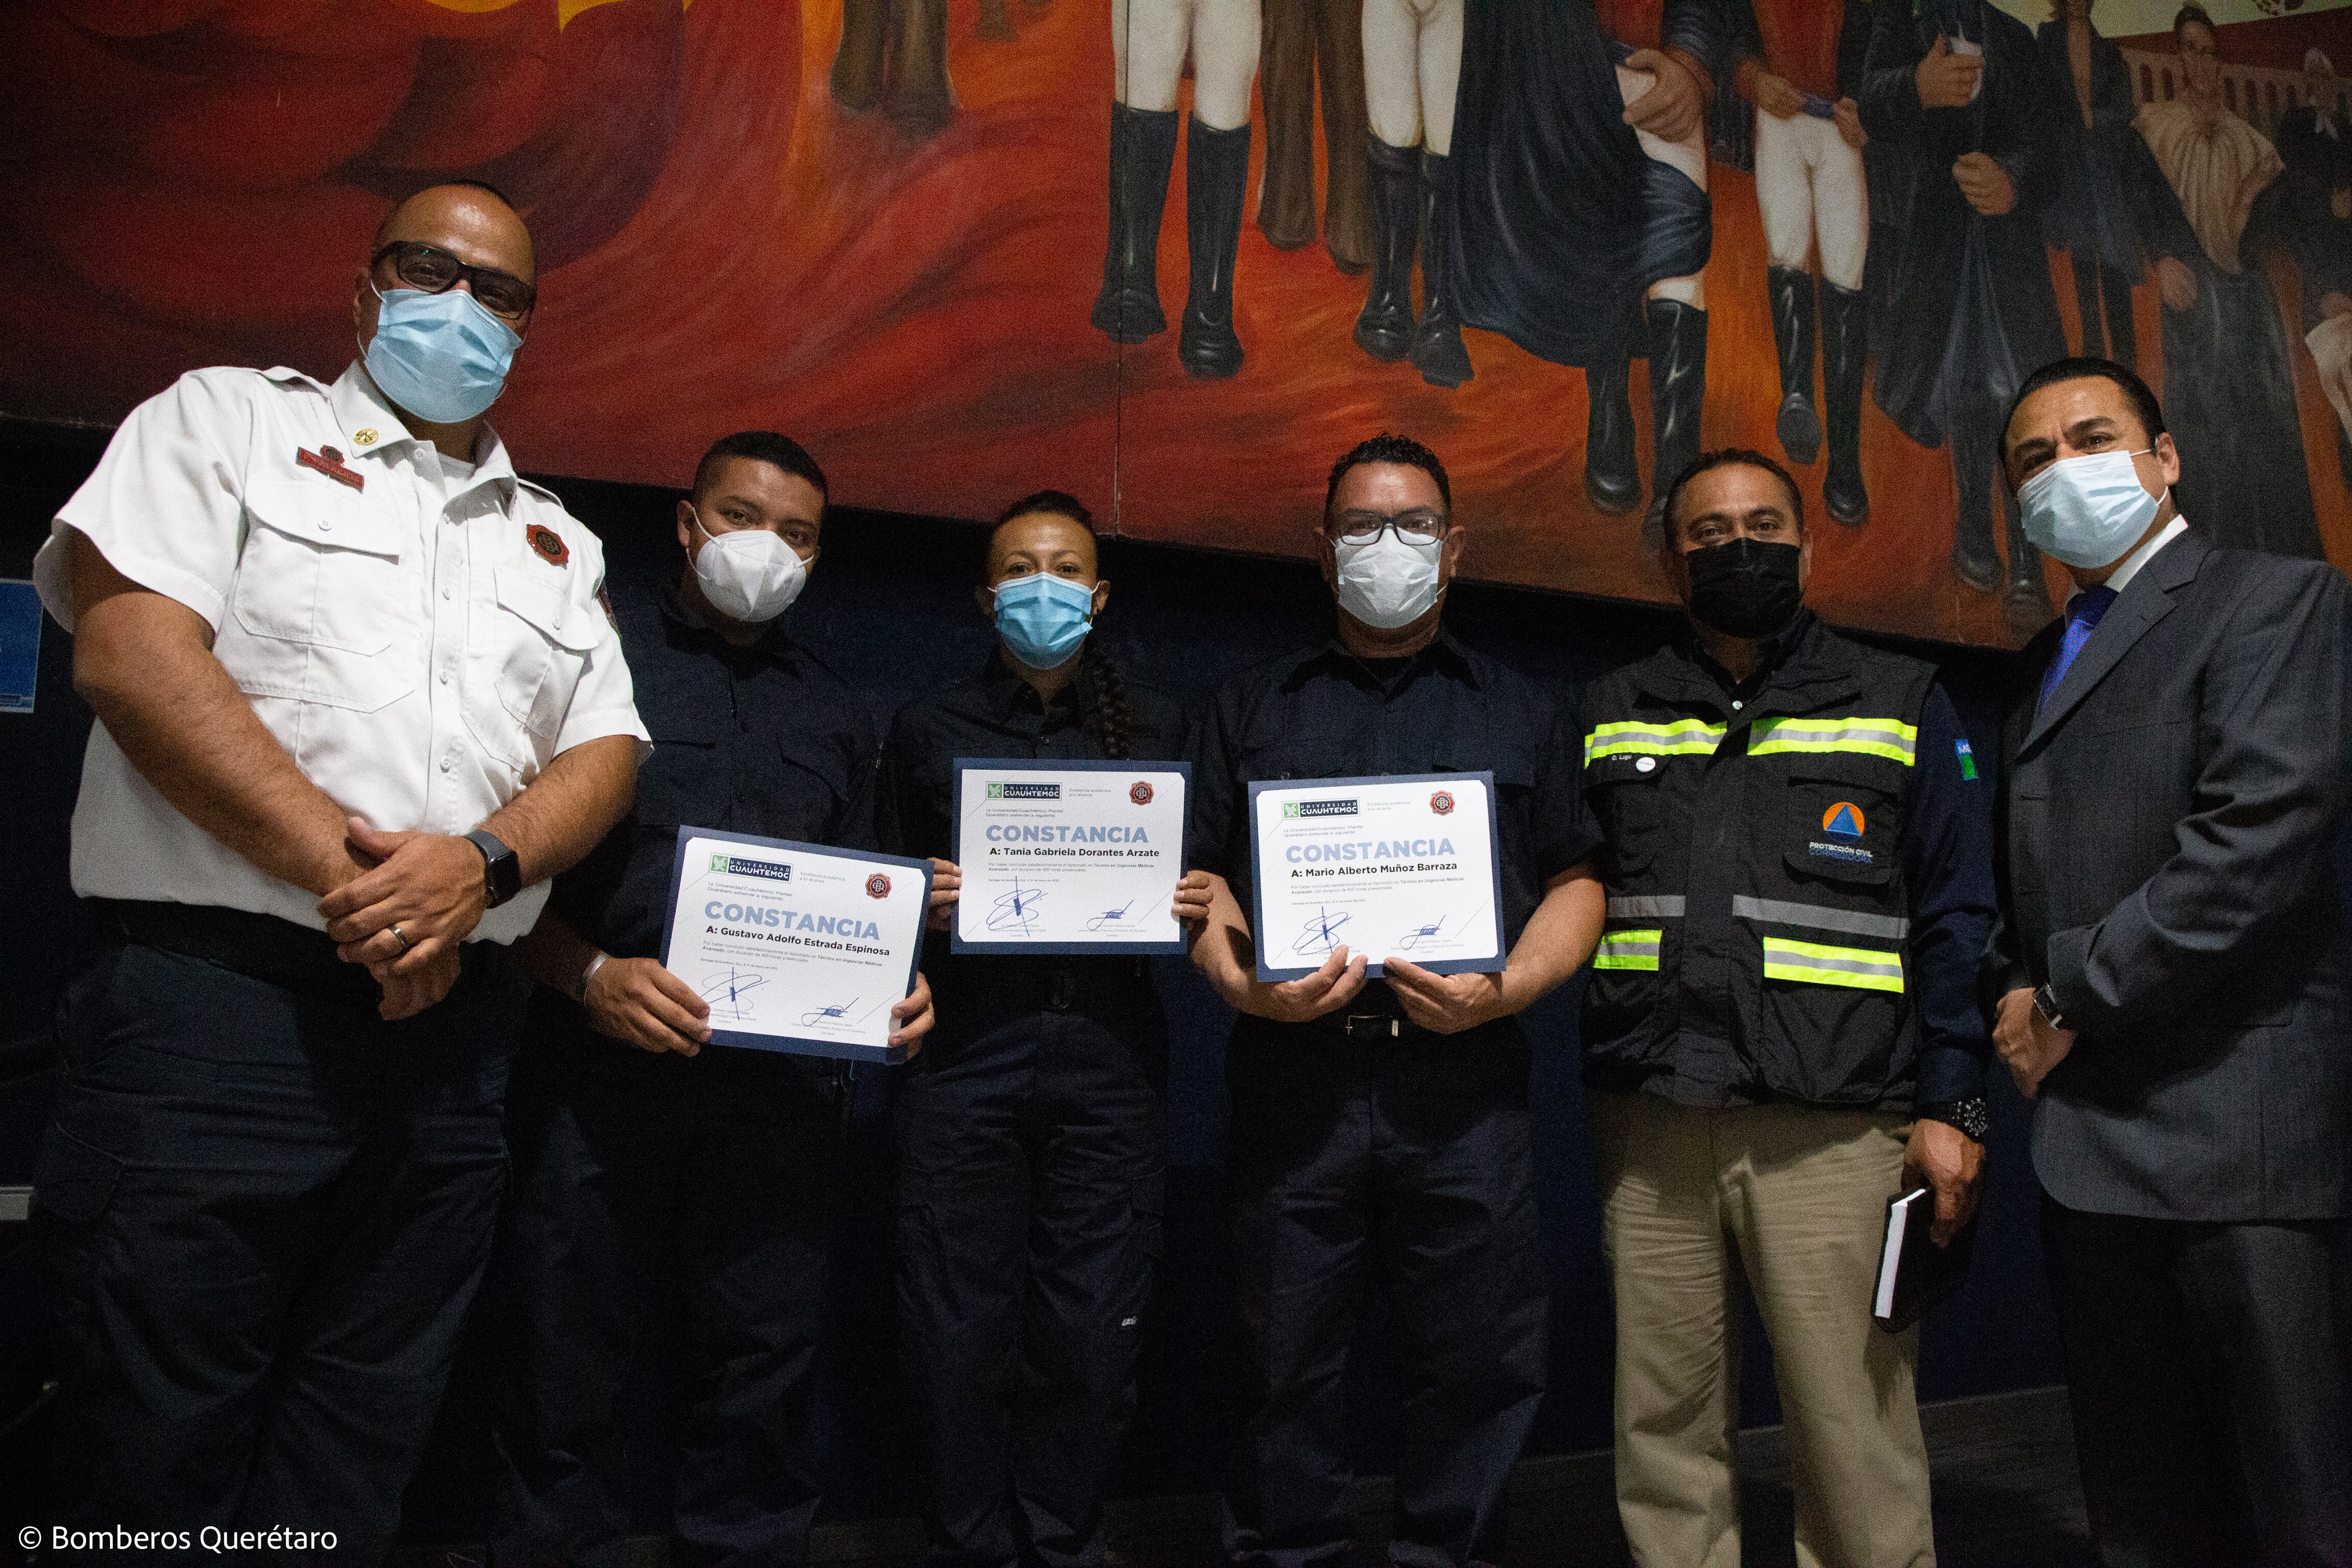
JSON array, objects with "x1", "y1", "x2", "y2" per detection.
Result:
[{"x1": 1872, "y1": 1186, "x2": 1978, "y2": 1333}]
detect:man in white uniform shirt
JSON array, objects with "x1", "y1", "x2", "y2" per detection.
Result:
[{"x1": 29, "y1": 182, "x2": 648, "y2": 1552}]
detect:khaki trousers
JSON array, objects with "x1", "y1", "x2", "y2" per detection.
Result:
[{"x1": 1595, "y1": 1093, "x2": 1935, "y2": 1568}]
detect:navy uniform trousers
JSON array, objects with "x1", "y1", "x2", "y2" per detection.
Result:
[
  {"x1": 895, "y1": 981, "x2": 1164, "y2": 1568},
  {"x1": 488, "y1": 1012, "x2": 844, "y2": 1568},
  {"x1": 1222, "y1": 1014, "x2": 1548, "y2": 1568},
  {"x1": 35, "y1": 905, "x2": 523, "y2": 1559}
]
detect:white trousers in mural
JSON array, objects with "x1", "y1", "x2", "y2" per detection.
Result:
[
  {"x1": 1755, "y1": 108, "x2": 1867, "y2": 291},
  {"x1": 1362, "y1": 0, "x2": 1461, "y2": 156},
  {"x1": 1115, "y1": 0, "x2": 1262, "y2": 130},
  {"x1": 1620, "y1": 62, "x2": 1708, "y2": 307}
]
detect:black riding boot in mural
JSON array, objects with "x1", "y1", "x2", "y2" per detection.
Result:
[
  {"x1": 2002, "y1": 487, "x2": 2050, "y2": 631},
  {"x1": 832, "y1": 0, "x2": 951, "y2": 135},
  {"x1": 1949, "y1": 407, "x2": 2002, "y2": 594},
  {"x1": 1410, "y1": 150, "x2": 1473, "y2": 389},
  {"x1": 1769, "y1": 267, "x2": 1821, "y2": 466},
  {"x1": 832, "y1": 0, "x2": 888, "y2": 111},
  {"x1": 1645, "y1": 297, "x2": 1708, "y2": 525},
  {"x1": 1585, "y1": 353, "x2": 1640, "y2": 515},
  {"x1": 1820, "y1": 280, "x2": 1870, "y2": 525},
  {"x1": 1179, "y1": 117, "x2": 1250, "y2": 379},
  {"x1": 1354, "y1": 135, "x2": 1419, "y2": 363},
  {"x1": 1091, "y1": 104, "x2": 1179, "y2": 343}
]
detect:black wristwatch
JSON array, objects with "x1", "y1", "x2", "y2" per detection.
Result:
[
  {"x1": 1917, "y1": 1096, "x2": 1990, "y2": 1143},
  {"x1": 465, "y1": 828, "x2": 523, "y2": 910},
  {"x1": 2032, "y1": 982, "x2": 2068, "y2": 1032}
]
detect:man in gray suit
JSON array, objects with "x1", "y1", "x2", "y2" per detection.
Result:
[{"x1": 1989, "y1": 356, "x2": 2352, "y2": 1568}]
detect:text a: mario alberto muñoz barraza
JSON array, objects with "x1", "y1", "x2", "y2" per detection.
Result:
[{"x1": 1289, "y1": 835, "x2": 1461, "y2": 878}]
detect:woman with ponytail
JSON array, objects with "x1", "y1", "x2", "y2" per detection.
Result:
[{"x1": 877, "y1": 491, "x2": 1207, "y2": 1568}]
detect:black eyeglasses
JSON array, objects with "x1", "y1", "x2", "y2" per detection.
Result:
[
  {"x1": 372, "y1": 242, "x2": 537, "y2": 320},
  {"x1": 1327, "y1": 508, "x2": 1451, "y2": 544}
]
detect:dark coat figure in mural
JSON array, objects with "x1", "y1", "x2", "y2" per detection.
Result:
[
  {"x1": 1092, "y1": 0, "x2": 1263, "y2": 378},
  {"x1": 1860, "y1": 0, "x2": 2065, "y2": 626},
  {"x1": 1448, "y1": 0, "x2": 1732, "y2": 523},
  {"x1": 2036, "y1": 2, "x2": 2167, "y2": 368},
  {"x1": 1260, "y1": 0, "x2": 1375, "y2": 272},
  {"x1": 2136, "y1": 6, "x2": 2323, "y2": 559},
  {"x1": 1728, "y1": 0, "x2": 1876, "y2": 524},
  {"x1": 834, "y1": 0, "x2": 955, "y2": 137}
]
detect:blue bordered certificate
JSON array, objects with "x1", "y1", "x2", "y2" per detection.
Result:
[
  {"x1": 661, "y1": 827, "x2": 932, "y2": 1063},
  {"x1": 1245, "y1": 772, "x2": 1504, "y2": 983},
  {"x1": 950, "y1": 759, "x2": 1192, "y2": 956}
]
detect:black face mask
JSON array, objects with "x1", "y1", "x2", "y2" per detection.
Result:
[{"x1": 1683, "y1": 537, "x2": 1804, "y2": 639}]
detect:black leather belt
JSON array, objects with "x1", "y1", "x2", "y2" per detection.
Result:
[
  {"x1": 1317, "y1": 1009, "x2": 1427, "y2": 1041},
  {"x1": 96, "y1": 898, "x2": 389, "y2": 1002}
]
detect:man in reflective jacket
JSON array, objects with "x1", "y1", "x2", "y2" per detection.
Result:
[{"x1": 1576, "y1": 449, "x2": 1996, "y2": 1568}]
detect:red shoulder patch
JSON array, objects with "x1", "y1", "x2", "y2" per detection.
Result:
[{"x1": 526, "y1": 523, "x2": 570, "y2": 567}]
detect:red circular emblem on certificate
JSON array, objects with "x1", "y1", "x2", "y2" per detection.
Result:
[
  {"x1": 866, "y1": 874, "x2": 892, "y2": 899},
  {"x1": 1430, "y1": 790, "x2": 1455, "y2": 815},
  {"x1": 1130, "y1": 781, "x2": 1154, "y2": 805}
]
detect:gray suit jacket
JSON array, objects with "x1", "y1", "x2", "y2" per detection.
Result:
[{"x1": 1987, "y1": 529, "x2": 2352, "y2": 1221}]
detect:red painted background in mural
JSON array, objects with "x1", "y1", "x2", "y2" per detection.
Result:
[{"x1": 1, "y1": 0, "x2": 2347, "y2": 646}]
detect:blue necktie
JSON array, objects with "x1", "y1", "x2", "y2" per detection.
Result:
[{"x1": 2038, "y1": 585, "x2": 2118, "y2": 712}]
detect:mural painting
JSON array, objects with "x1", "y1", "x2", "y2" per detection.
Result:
[{"x1": 1, "y1": 0, "x2": 2348, "y2": 645}]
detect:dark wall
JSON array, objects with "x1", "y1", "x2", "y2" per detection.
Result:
[{"x1": 0, "y1": 418, "x2": 2062, "y2": 1532}]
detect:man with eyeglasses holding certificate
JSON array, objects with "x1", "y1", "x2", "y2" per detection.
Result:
[
  {"x1": 28, "y1": 182, "x2": 647, "y2": 1546},
  {"x1": 1186, "y1": 433, "x2": 1605, "y2": 1568}
]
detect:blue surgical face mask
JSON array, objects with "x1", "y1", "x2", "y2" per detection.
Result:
[
  {"x1": 2017, "y1": 448, "x2": 2164, "y2": 569},
  {"x1": 993, "y1": 572, "x2": 1095, "y2": 669},
  {"x1": 362, "y1": 283, "x2": 522, "y2": 425}
]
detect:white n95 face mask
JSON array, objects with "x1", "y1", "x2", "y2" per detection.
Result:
[
  {"x1": 690, "y1": 506, "x2": 808, "y2": 622},
  {"x1": 2016, "y1": 449, "x2": 2163, "y2": 569},
  {"x1": 1333, "y1": 528, "x2": 1446, "y2": 629}
]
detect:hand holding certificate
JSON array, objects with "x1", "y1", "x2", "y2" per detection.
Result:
[
  {"x1": 662, "y1": 828, "x2": 933, "y2": 1062},
  {"x1": 1247, "y1": 773, "x2": 1504, "y2": 982},
  {"x1": 951, "y1": 760, "x2": 1192, "y2": 954}
]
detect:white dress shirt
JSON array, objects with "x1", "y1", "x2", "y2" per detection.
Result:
[
  {"x1": 2066, "y1": 513, "x2": 2190, "y2": 609},
  {"x1": 33, "y1": 362, "x2": 652, "y2": 942}
]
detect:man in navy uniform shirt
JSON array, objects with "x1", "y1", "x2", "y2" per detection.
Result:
[
  {"x1": 1186, "y1": 433, "x2": 1605, "y2": 1568},
  {"x1": 485, "y1": 431, "x2": 934, "y2": 1566}
]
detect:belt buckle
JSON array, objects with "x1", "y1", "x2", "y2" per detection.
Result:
[{"x1": 1344, "y1": 1013, "x2": 1399, "y2": 1040}]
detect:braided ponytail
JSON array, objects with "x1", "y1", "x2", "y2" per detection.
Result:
[{"x1": 1080, "y1": 645, "x2": 1135, "y2": 760}]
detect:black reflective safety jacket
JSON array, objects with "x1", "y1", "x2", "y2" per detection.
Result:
[{"x1": 1577, "y1": 616, "x2": 1945, "y2": 1107}]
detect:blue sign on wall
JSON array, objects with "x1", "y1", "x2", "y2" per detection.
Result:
[{"x1": 0, "y1": 580, "x2": 41, "y2": 714}]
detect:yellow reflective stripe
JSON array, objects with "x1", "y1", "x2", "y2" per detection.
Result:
[
  {"x1": 1748, "y1": 716, "x2": 1918, "y2": 765},
  {"x1": 1594, "y1": 928, "x2": 1663, "y2": 972},
  {"x1": 1761, "y1": 936, "x2": 1906, "y2": 994},
  {"x1": 1585, "y1": 719, "x2": 1726, "y2": 765}
]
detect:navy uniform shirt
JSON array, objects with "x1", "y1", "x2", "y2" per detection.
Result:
[
  {"x1": 1188, "y1": 627, "x2": 1601, "y2": 1015},
  {"x1": 879, "y1": 654, "x2": 1189, "y2": 1044},
  {"x1": 549, "y1": 579, "x2": 880, "y2": 966}
]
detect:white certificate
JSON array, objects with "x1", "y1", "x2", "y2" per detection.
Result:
[
  {"x1": 1247, "y1": 772, "x2": 1504, "y2": 982},
  {"x1": 661, "y1": 828, "x2": 933, "y2": 1063},
  {"x1": 951, "y1": 759, "x2": 1192, "y2": 955}
]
